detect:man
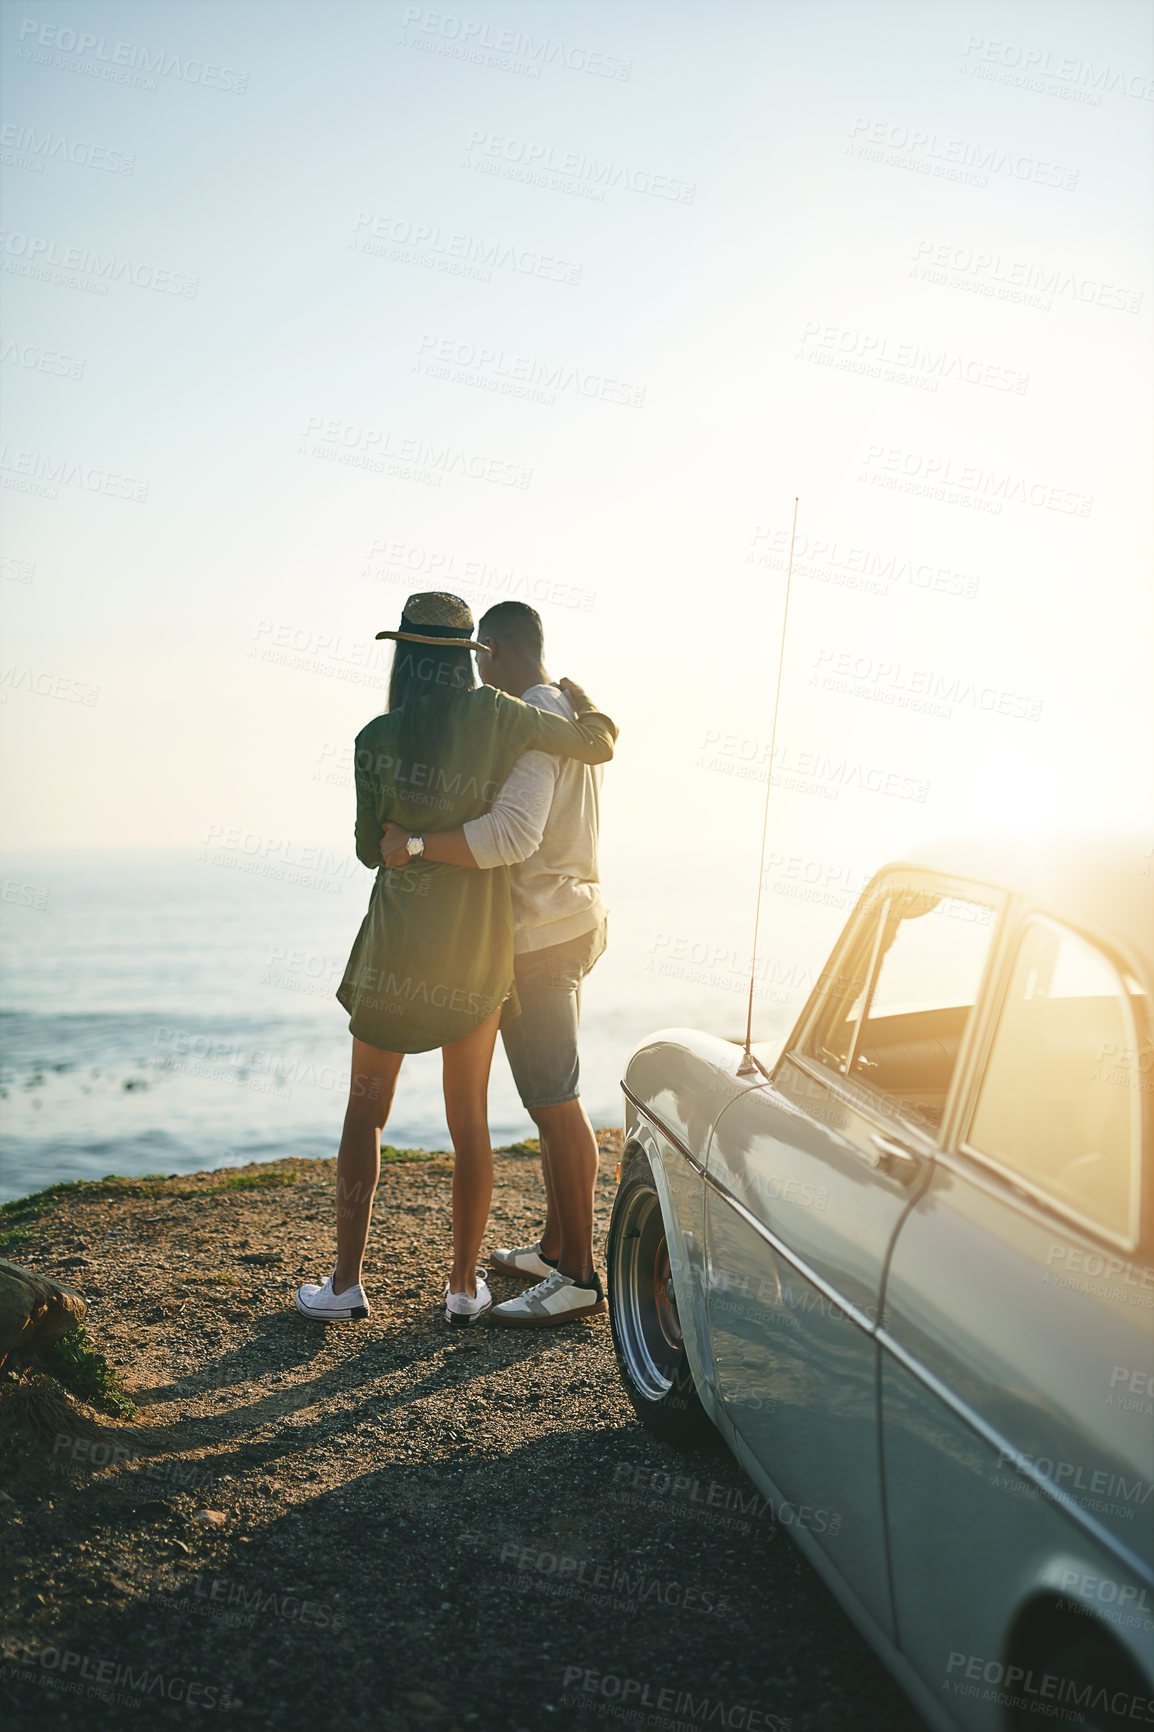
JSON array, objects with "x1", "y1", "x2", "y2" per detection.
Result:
[{"x1": 379, "y1": 600, "x2": 608, "y2": 1325}]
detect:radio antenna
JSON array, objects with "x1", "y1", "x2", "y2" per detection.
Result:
[{"x1": 738, "y1": 496, "x2": 800, "y2": 1078}]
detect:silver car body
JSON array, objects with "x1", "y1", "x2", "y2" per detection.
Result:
[{"x1": 621, "y1": 838, "x2": 1153, "y2": 1732}]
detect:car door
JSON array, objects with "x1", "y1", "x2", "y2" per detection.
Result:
[
  {"x1": 880, "y1": 909, "x2": 1154, "y2": 1724},
  {"x1": 704, "y1": 871, "x2": 1001, "y2": 1637}
]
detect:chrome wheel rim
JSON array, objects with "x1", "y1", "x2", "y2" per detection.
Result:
[{"x1": 612, "y1": 1181, "x2": 684, "y2": 1400}]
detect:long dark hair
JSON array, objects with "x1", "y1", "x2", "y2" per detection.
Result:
[{"x1": 387, "y1": 638, "x2": 475, "y2": 767}]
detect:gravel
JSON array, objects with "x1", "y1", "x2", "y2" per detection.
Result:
[{"x1": 0, "y1": 1136, "x2": 927, "y2": 1732}]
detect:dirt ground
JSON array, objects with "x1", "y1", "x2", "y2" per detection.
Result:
[{"x1": 0, "y1": 1135, "x2": 927, "y2": 1732}]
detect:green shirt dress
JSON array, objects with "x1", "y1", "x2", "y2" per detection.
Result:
[{"x1": 336, "y1": 685, "x2": 617, "y2": 1053}]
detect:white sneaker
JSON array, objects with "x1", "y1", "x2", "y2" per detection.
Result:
[
  {"x1": 295, "y1": 1273, "x2": 370, "y2": 1322},
  {"x1": 490, "y1": 1267, "x2": 606, "y2": 1328},
  {"x1": 488, "y1": 1241, "x2": 557, "y2": 1282},
  {"x1": 445, "y1": 1269, "x2": 492, "y2": 1328}
]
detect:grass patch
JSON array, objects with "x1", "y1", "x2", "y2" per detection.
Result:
[
  {"x1": 0, "y1": 1181, "x2": 98, "y2": 1253},
  {"x1": 39, "y1": 1326, "x2": 137, "y2": 1420},
  {"x1": 0, "y1": 1162, "x2": 308, "y2": 1222},
  {"x1": 1, "y1": 1142, "x2": 532, "y2": 1236},
  {"x1": 0, "y1": 1178, "x2": 98, "y2": 1234},
  {"x1": 0, "y1": 1222, "x2": 37, "y2": 1256},
  {"x1": 216, "y1": 1171, "x2": 297, "y2": 1191}
]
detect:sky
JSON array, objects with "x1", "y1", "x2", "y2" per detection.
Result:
[{"x1": 2, "y1": 0, "x2": 1152, "y2": 1032}]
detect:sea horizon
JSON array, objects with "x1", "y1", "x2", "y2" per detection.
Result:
[{"x1": 0, "y1": 846, "x2": 799, "y2": 1203}]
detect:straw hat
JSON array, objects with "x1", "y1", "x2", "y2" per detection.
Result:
[{"x1": 375, "y1": 592, "x2": 487, "y2": 651}]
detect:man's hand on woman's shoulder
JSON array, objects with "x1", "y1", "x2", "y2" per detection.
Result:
[{"x1": 557, "y1": 677, "x2": 590, "y2": 709}]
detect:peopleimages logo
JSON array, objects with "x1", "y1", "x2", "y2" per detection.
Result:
[
  {"x1": 414, "y1": 333, "x2": 646, "y2": 409},
  {"x1": 464, "y1": 129, "x2": 696, "y2": 203},
  {"x1": 647, "y1": 931, "x2": 817, "y2": 1007},
  {"x1": 1054, "y1": 1567, "x2": 1153, "y2": 1631},
  {"x1": 0, "y1": 446, "x2": 148, "y2": 503},
  {"x1": 0, "y1": 666, "x2": 100, "y2": 705},
  {"x1": 847, "y1": 117, "x2": 1078, "y2": 189},
  {"x1": 0, "y1": 1634, "x2": 234, "y2": 1711},
  {"x1": 811, "y1": 647, "x2": 1043, "y2": 722},
  {"x1": 113, "y1": 1555, "x2": 348, "y2": 1632},
  {"x1": 911, "y1": 239, "x2": 1143, "y2": 315},
  {"x1": 995, "y1": 1444, "x2": 1151, "y2": 1521},
  {"x1": 0, "y1": 122, "x2": 135, "y2": 174},
  {"x1": 1044, "y1": 1241, "x2": 1154, "y2": 1297},
  {"x1": 959, "y1": 35, "x2": 1154, "y2": 102},
  {"x1": 0, "y1": 339, "x2": 86, "y2": 380},
  {"x1": 860, "y1": 445, "x2": 1092, "y2": 517},
  {"x1": 14, "y1": 16, "x2": 249, "y2": 92},
  {"x1": 299, "y1": 416, "x2": 532, "y2": 490},
  {"x1": 0, "y1": 231, "x2": 198, "y2": 297},
  {"x1": 363, "y1": 536, "x2": 597, "y2": 614},
  {"x1": 503, "y1": 1541, "x2": 731, "y2": 1618},
  {"x1": 747, "y1": 526, "x2": 978, "y2": 601},
  {"x1": 945, "y1": 1651, "x2": 1154, "y2": 1726},
  {"x1": 697, "y1": 729, "x2": 931, "y2": 805},
  {"x1": 558, "y1": 1666, "x2": 791, "y2": 1731},
  {"x1": 399, "y1": 6, "x2": 633, "y2": 80},
  {"x1": 351, "y1": 211, "x2": 583, "y2": 286},
  {"x1": 795, "y1": 320, "x2": 1028, "y2": 394},
  {"x1": 2, "y1": 878, "x2": 49, "y2": 910},
  {"x1": 52, "y1": 1432, "x2": 215, "y2": 1488}
]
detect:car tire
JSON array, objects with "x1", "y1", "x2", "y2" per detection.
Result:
[
  {"x1": 607, "y1": 1150, "x2": 716, "y2": 1447},
  {"x1": 1004, "y1": 1618, "x2": 1150, "y2": 1732}
]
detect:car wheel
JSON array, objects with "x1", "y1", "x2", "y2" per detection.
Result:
[
  {"x1": 607, "y1": 1151, "x2": 715, "y2": 1446},
  {"x1": 1004, "y1": 1619, "x2": 1150, "y2": 1732}
]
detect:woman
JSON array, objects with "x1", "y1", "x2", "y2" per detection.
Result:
[{"x1": 296, "y1": 592, "x2": 617, "y2": 1327}]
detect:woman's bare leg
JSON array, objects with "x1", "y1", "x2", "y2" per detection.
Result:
[
  {"x1": 332, "y1": 1038, "x2": 404, "y2": 1294},
  {"x1": 443, "y1": 1006, "x2": 503, "y2": 1296}
]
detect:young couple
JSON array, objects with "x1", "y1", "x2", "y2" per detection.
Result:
[{"x1": 296, "y1": 592, "x2": 616, "y2": 1330}]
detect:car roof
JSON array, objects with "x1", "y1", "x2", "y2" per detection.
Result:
[{"x1": 879, "y1": 833, "x2": 1154, "y2": 988}]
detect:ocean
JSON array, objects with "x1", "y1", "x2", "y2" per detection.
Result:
[{"x1": 0, "y1": 850, "x2": 803, "y2": 1204}]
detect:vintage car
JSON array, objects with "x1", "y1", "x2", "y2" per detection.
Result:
[{"x1": 609, "y1": 838, "x2": 1153, "y2": 1732}]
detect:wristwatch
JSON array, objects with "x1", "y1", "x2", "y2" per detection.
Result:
[{"x1": 405, "y1": 835, "x2": 425, "y2": 859}]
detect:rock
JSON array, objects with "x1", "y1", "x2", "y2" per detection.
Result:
[
  {"x1": 192, "y1": 1509, "x2": 227, "y2": 1527},
  {"x1": 0, "y1": 1260, "x2": 87, "y2": 1371}
]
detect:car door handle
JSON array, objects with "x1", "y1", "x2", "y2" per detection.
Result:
[{"x1": 869, "y1": 1132, "x2": 923, "y2": 1177}]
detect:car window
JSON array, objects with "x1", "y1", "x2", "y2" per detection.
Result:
[
  {"x1": 967, "y1": 918, "x2": 1144, "y2": 1243},
  {"x1": 810, "y1": 886, "x2": 996, "y2": 1132}
]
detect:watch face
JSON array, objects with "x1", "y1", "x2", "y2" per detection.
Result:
[{"x1": 407, "y1": 836, "x2": 424, "y2": 857}]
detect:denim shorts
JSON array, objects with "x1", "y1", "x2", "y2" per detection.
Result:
[{"x1": 500, "y1": 919, "x2": 607, "y2": 1110}]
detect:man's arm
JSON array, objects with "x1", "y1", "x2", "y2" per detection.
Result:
[
  {"x1": 499, "y1": 677, "x2": 617, "y2": 765},
  {"x1": 380, "y1": 823, "x2": 477, "y2": 869},
  {"x1": 380, "y1": 750, "x2": 557, "y2": 869},
  {"x1": 353, "y1": 735, "x2": 384, "y2": 869}
]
